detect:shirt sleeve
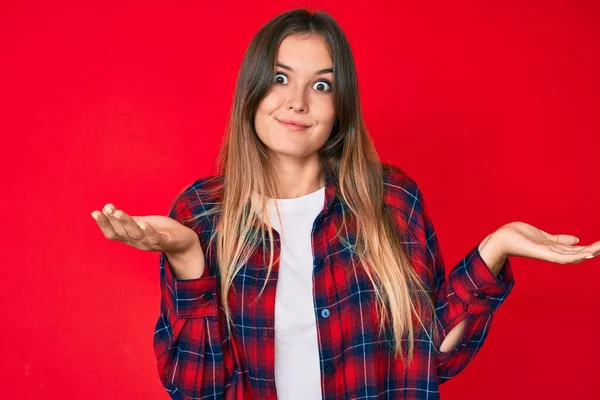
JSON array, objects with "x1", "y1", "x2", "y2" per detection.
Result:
[
  {"x1": 153, "y1": 187, "x2": 231, "y2": 399},
  {"x1": 411, "y1": 183, "x2": 515, "y2": 384}
]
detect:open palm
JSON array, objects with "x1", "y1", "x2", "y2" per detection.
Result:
[{"x1": 497, "y1": 221, "x2": 599, "y2": 265}]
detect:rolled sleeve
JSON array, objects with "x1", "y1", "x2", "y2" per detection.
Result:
[
  {"x1": 449, "y1": 244, "x2": 515, "y2": 316},
  {"x1": 160, "y1": 252, "x2": 218, "y2": 319}
]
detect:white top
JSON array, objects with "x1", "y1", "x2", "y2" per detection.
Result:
[{"x1": 256, "y1": 186, "x2": 326, "y2": 400}]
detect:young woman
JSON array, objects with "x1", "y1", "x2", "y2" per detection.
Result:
[{"x1": 91, "y1": 8, "x2": 598, "y2": 400}]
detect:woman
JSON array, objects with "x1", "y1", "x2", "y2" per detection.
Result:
[{"x1": 91, "y1": 8, "x2": 598, "y2": 400}]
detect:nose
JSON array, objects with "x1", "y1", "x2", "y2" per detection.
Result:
[{"x1": 285, "y1": 86, "x2": 308, "y2": 113}]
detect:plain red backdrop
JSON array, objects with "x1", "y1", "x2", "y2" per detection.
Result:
[{"x1": 1, "y1": 1, "x2": 599, "y2": 398}]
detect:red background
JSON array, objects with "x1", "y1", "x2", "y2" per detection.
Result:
[{"x1": 2, "y1": 1, "x2": 599, "y2": 398}]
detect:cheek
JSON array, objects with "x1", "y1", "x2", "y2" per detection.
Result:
[
  {"x1": 316, "y1": 105, "x2": 336, "y2": 133},
  {"x1": 254, "y1": 97, "x2": 278, "y2": 143},
  {"x1": 257, "y1": 93, "x2": 280, "y2": 117},
  {"x1": 315, "y1": 97, "x2": 336, "y2": 122}
]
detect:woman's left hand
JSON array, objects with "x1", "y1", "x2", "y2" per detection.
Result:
[{"x1": 495, "y1": 221, "x2": 599, "y2": 265}]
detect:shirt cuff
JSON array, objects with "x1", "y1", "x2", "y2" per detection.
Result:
[
  {"x1": 448, "y1": 244, "x2": 515, "y2": 316},
  {"x1": 161, "y1": 252, "x2": 218, "y2": 319}
]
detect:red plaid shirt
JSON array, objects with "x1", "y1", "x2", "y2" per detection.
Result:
[{"x1": 153, "y1": 164, "x2": 515, "y2": 399}]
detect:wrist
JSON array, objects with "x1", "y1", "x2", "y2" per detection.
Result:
[
  {"x1": 166, "y1": 242, "x2": 205, "y2": 280},
  {"x1": 478, "y1": 230, "x2": 508, "y2": 278},
  {"x1": 167, "y1": 240, "x2": 202, "y2": 260}
]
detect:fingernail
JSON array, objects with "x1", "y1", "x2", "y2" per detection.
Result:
[
  {"x1": 113, "y1": 211, "x2": 121, "y2": 220},
  {"x1": 585, "y1": 255, "x2": 595, "y2": 259},
  {"x1": 575, "y1": 237, "x2": 580, "y2": 244},
  {"x1": 140, "y1": 223, "x2": 147, "y2": 230},
  {"x1": 91, "y1": 212, "x2": 100, "y2": 221}
]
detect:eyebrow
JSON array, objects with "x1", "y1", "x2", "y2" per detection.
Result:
[{"x1": 275, "y1": 61, "x2": 333, "y2": 75}]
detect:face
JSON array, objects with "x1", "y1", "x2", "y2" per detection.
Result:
[{"x1": 254, "y1": 33, "x2": 336, "y2": 162}]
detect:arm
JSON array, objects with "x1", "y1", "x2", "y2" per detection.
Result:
[
  {"x1": 411, "y1": 184, "x2": 515, "y2": 384},
  {"x1": 153, "y1": 188, "x2": 231, "y2": 399},
  {"x1": 438, "y1": 231, "x2": 507, "y2": 352}
]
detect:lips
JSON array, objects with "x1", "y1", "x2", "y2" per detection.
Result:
[{"x1": 277, "y1": 118, "x2": 311, "y2": 129}]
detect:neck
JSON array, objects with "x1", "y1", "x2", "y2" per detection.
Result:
[{"x1": 269, "y1": 155, "x2": 324, "y2": 199}]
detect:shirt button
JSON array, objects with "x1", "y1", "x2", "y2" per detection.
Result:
[
  {"x1": 321, "y1": 308, "x2": 331, "y2": 318},
  {"x1": 476, "y1": 292, "x2": 487, "y2": 299},
  {"x1": 324, "y1": 365, "x2": 336, "y2": 375},
  {"x1": 202, "y1": 291, "x2": 213, "y2": 300},
  {"x1": 315, "y1": 258, "x2": 324, "y2": 268}
]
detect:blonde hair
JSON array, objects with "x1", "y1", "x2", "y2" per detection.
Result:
[{"x1": 180, "y1": 9, "x2": 440, "y2": 367}]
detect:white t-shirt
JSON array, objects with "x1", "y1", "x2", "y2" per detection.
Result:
[{"x1": 257, "y1": 186, "x2": 326, "y2": 400}]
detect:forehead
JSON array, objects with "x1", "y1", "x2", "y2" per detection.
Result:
[{"x1": 276, "y1": 34, "x2": 333, "y2": 70}]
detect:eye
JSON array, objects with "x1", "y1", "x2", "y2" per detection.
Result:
[
  {"x1": 312, "y1": 80, "x2": 332, "y2": 92},
  {"x1": 273, "y1": 71, "x2": 333, "y2": 93},
  {"x1": 274, "y1": 72, "x2": 288, "y2": 85}
]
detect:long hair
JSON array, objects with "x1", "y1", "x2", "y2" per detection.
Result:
[{"x1": 183, "y1": 8, "x2": 440, "y2": 367}]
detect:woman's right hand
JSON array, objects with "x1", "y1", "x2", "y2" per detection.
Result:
[
  {"x1": 91, "y1": 202, "x2": 200, "y2": 253},
  {"x1": 91, "y1": 203, "x2": 206, "y2": 278}
]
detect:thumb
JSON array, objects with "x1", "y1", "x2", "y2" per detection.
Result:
[
  {"x1": 132, "y1": 216, "x2": 163, "y2": 245},
  {"x1": 140, "y1": 221, "x2": 164, "y2": 245},
  {"x1": 553, "y1": 234, "x2": 579, "y2": 245}
]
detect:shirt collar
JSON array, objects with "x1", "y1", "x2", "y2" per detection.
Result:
[{"x1": 248, "y1": 169, "x2": 339, "y2": 230}]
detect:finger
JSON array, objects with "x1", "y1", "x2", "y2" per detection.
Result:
[
  {"x1": 551, "y1": 250, "x2": 595, "y2": 264},
  {"x1": 112, "y1": 210, "x2": 145, "y2": 240},
  {"x1": 103, "y1": 204, "x2": 128, "y2": 238},
  {"x1": 551, "y1": 234, "x2": 580, "y2": 245},
  {"x1": 551, "y1": 236, "x2": 600, "y2": 251},
  {"x1": 569, "y1": 240, "x2": 600, "y2": 258},
  {"x1": 544, "y1": 245, "x2": 596, "y2": 264},
  {"x1": 586, "y1": 240, "x2": 600, "y2": 252},
  {"x1": 91, "y1": 209, "x2": 120, "y2": 240},
  {"x1": 138, "y1": 220, "x2": 164, "y2": 246},
  {"x1": 130, "y1": 216, "x2": 165, "y2": 245},
  {"x1": 548, "y1": 243, "x2": 587, "y2": 254}
]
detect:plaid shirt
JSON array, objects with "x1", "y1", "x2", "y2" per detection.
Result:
[{"x1": 153, "y1": 164, "x2": 515, "y2": 399}]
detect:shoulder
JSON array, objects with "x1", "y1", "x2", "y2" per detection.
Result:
[
  {"x1": 181, "y1": 174, "x2": 224, "y2": 194},
  {"x1": 174, "y1": 174, "x2": 224, "y2": 203},
  {"x1": 381, "y1": 162, "x2": 422, "y2": 214},
  {"x1": 168, "y1": 174, "x2": 224, "y2": 227},
  {"x1": 381, "y1": 165, "x2": 433, "y2": 272}
]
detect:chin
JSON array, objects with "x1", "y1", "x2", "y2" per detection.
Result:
[{"x1": 268, "y1": 147, "x2": 311, "y2": 159}]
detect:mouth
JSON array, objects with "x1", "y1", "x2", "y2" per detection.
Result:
[{"x1": 277, "y1": 118, "x2": 311, "y2": 131}]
